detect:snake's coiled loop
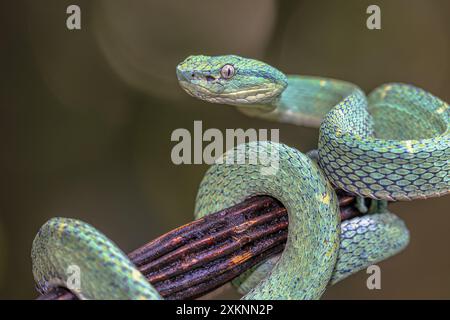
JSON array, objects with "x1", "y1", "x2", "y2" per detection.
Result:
[
  {"x1": 194, "y1": 141, "x2": 340, "y2": 299},
  {"x1": 32, "y1": 218, "x2": 162, "y2": 300},
  {"x1": 319, "y1": 84, "x2": 449, "y2": 201},
  {"x1": 194, "y1": 142, "x2": 410, "y2": 299}
]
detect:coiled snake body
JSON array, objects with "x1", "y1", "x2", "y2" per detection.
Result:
[{"x1": 32, "y1": 55, "x2": 449, "y2": 299}]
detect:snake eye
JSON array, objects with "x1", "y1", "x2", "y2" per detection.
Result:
[{"x1": 220, "y1": 64, "x2": 235, "y2": 79}]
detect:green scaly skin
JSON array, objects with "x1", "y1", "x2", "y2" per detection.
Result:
[
  {"x1": 177, "y1": 55, "x2": 449, "y2": 299},
  {"x1": 32, "y1": 218, "x2": 161, "y2": 300},
  {"x1": 30, "y1": 55, "x2": 448, "y2": 300}
]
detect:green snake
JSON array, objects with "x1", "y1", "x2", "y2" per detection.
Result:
[{"x1": 31, "y1": 55, "x2": 449, "y2": 300}]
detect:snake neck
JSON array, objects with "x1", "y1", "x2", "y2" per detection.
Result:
[{"x1": 237, "y1": 75, "x2": 363, "y2": 128}]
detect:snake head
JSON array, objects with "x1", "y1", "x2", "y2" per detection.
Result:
[{"x1": 176, "y1": 55, "x2": 287, "y2": 107}]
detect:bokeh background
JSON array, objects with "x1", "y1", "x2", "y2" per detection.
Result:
[{"x1": 1, "y1": 0, "x2": 449, "y2": 299}]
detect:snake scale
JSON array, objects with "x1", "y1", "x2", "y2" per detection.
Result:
[{"x1": 31, "y1": 55, "x2": 449, "y2": 299}]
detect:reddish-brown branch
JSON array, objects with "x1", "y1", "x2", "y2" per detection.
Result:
[{"x1": 37, "y1": 192, "x2": 362, "y2": 300}]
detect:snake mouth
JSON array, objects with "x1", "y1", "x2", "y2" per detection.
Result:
[
  {"x1": 179, "y1": 80, "x2": 271, "y2": 101},
  {"x1": 178, "y1": 79, "x2": 282, "y2": 106}
]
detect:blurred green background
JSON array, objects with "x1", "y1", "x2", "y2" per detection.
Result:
[{"x1": 1, "y1": 0, "x2": 449, "y2": 299}]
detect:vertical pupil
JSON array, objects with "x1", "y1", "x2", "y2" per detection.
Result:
[{"x1": 222, "y1": 65, "x2": 233, "y2": 78}]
